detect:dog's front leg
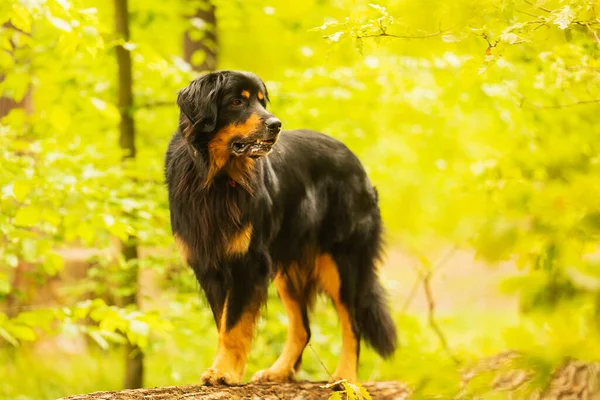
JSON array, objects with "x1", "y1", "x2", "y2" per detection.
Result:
[{"x1": 201, "y1": 259, "x2": 267, "y2": 386}]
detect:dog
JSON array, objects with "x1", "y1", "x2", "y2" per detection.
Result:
[{"x1": 165, "y1": 70, "x2": 397, "y2": 386}]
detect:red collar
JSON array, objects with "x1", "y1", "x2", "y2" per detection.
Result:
[{"x1": 229, "y1": 177, "x2": 237, "y2": 187}]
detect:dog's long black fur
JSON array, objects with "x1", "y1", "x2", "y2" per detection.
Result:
[{"x1": 165, "y1": 70, "x2": 397, "y2": 384}]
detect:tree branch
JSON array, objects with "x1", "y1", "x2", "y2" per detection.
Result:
[
  {"x1": 357, "y1": 31, "x2": 444, "y2": 40},
  {"x1": 136, "y1": 101, "x2": 175, "y2": 109},
  {"x1": 307, "y1": 343, "x2": 333, "y2": 380},
  {"x1": 411, "y1": 247, "x2": 460, "y2": 364},
  {"x1": 401, "y1": 274, "x2": 422, "y2": 313},
  {"x1": 527, "y1": 98, "x2": 600, "y2": 109},
  {"x1": 523, "y1": 0, "x2": 552, "y2": 14},
  {"x1": 422, "y1": 270, "x2": 460, "y2": 365},
  {"x1": 516, "y1": 9, "x2": 542, "y2": 19},
  {"x1": 402, "y1": 246, "x2": 457, "y2": 313},
  {"x1": 585, "y1": 22, "x2": 600, "y2": 45},
  {"x1": 355, "y1": 24, "x2": 458, "y2": 40}
]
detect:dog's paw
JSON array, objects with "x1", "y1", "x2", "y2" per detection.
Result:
[
  {"x1": 251, "y1": 367, "x2": 295, "y2": 383},
  {"x1": 201, "y1": 368, "x2": 242, "y2": 386}
]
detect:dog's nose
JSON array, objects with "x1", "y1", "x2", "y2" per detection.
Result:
[{"x1": 265, "y1": 117, "x2": 282, "y2": 133}]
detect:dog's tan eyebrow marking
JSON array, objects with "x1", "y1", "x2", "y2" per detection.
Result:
[
  {"x1": 257, "y1": 91, "x2": 264, "y2": 100},
  {"x1": 241, "y1": 90, "x2": 250, "y2": 99}
]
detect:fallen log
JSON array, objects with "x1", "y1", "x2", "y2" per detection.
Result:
[{"x1": 59, "y1": 381, "x2": 410, "y2": 400}]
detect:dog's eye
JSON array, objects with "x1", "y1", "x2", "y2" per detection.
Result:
[{"x1": 232, "y1": 99, "x2": 243, "y2": 106}]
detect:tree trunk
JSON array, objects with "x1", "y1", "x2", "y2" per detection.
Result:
[
  {"x1": 2, "y1": 21, "x2": 34, "y2": 320},
  {"x1": 162, "y1": 0, "x2": 219, "y2": 282},
  {"x1": 183, "y1": 0, "x2": 217, "y2": 72},
  {"x1": 114, "y1": 0, "x2": 143, "y2": 389},
  {"x1": 0, "y1": 87, "x2": 32, "y2": 118},
  {"x1": 0, "y1": 22, "x2": 33, "y2": 118}
]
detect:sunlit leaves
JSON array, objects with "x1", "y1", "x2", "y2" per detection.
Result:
[
  {"x1": 305, "y1": 1, "x2": 600, "y2": 377},
  {"x1": 0, "y1": 0, "x2": 181, "y2": 356},
  {"x1": 48, "y1": 16, "x2": 73, "y2": 32},
  {"x1": 324, "y1": 380, "x2": 373, "y2": 400},
  {"x1": 551, "y1": 6, "x2": 576, "y2": 30}
]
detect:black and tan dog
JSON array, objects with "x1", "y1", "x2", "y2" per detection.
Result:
[{"x1": 165, "y1": 70, "x2": 397, "y2": 385}]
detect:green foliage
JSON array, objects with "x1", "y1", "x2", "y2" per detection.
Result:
[
  {"x1": 324, "y1": 380, "x2": 373, "y2": 400},
  {"x1": 1, "y1": 0, "x2": 600, "y2": 398}
]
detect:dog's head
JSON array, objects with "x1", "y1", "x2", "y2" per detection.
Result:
[{"x1": 177, "y1": 71, "x2": 282, "y2": 163}]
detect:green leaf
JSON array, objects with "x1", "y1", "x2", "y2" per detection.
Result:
[
  {"x1": 5, "y1": 254, "x2": 18, "y2": 268},
  {"x1": 88, "y1": 330, "x2": 109, "y2": 350},
  {"x1": 342, "y1": 382, "x2": 357, "y2": 400},
  {"x1": 552, "y1": 6, "x2": 575, "y2": 30},
  {"x1": 564, "y1": 28, "x2": 572, "y2": 42},
  {"x1": 326, "y1": 32, "x2": 344, "y2": 42},
  {"x1": 442, "y1": 34, "x2": 461, "y2": 43},
  {"x1": 7, "y1": 324, "x2": 36, "y2": 341},
  {"x1": 499, "y1": 32, "x2": 522, "y2": 44},
  {"x1": 43, "y1": 252, "x2": 65, "y2": 276},
  {"x1": 129, "y1": 319, "x2": 150, "y2": 338},
  {"x1": 13, "y1": 180, "x2": 32, "y2": 202},
  {"x1": 328, "y1": 392, "x2": 343, "y2": 400},
  {"x1": 49, "y1": 105, "x2": 72, "y2": 132},
  {"x1": 368, "y1": 4, "x2": 388, "y2": 16},
  {"x1": 48, "y1": 16, "x2": 73, "y2": 32},
  {"x1": 100, "y1": 330, "x2": 127, "y2": 344},
  {"x1": 191, "y1": 50, "x2": 206, "y2": 67},
  {"x1": 14, "y1": 205, "x2": 41, "y2": 227},
  {"x1": 0, "y1": 273, "x2": 10, "y2": 296},
  {"x1": 358, "y1": 384, "x2": 372, "y2": 400},
  {"x1": 10, "y1": 7, "x2": 32, "y2": 33},
  {"x1": 0, "y1": 327, "x2": 18, "y2": 346},
  {"x1": 20, "y1": 238, "x2": 38, "y2": 262}
]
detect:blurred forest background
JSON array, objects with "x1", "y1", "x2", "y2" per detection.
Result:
[{"x1": 1, "y1": 0, "x2": 600, "y2": 399}]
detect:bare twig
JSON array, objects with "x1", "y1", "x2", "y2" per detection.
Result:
[
  {"x1": 480, "y1": 32, "x2": 498, "y2": 49},
  {"x1": 357, "y1": 31, "x2": 445, "y2": 40},
  {"x1": 401, "y1": 246, "x2": 457, "y2": 313},
  {"x1": 308, "y1": 343, "x2": 333, "y2": 380},
  {"x1": 136, "y1": 101, "x2": 175, "y2": 109},
  {"x1": 585, "y1": 23, "x2": 600, "y2": 45},
  {"x1": 514, "y1": 87, "x2": 600, "y2": 109},
  {"x1": 523, "y1": 0, "x2": 552, "y2": 14},
  {"x1": 528, "y1": 98, "x2": 600, "y2": 109},
  {"x1": 516, "y1": 9, "x2": 542, "y2": 18},
  {"x1": 355, "y1": 24, "x2": 458, "y2": 41},
  {"x1": 422, "y1": 271, "x2": 460, "y2": 365},
  {"x1": 399, "y1": 246, "x2": 460, "y2": 364},
  {"x1": 400, "y1": 275, "x2": 422, "y2": 313},
  {"x1": 432, "y1": 246, "x2": 459, "y2": 274}
]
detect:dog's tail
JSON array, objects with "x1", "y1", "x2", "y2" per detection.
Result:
[{"x1": 356, "y1": 278, "x2": 397, "y2": 358}]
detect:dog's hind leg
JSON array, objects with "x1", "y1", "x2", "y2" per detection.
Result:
[
  {"x1": 314, "y1": 253, "x2": 360, "y2": 383},
  {"x1": 251, "y1": 270, "x2": 311, "y2": 383}
]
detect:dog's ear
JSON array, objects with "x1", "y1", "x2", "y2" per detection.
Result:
[
  {"x1": 177, "y1": 73, "x2": 222, "y2": 134},
  {"x1": 260, "y1": 79, "x2": 270, "y2": 103}
]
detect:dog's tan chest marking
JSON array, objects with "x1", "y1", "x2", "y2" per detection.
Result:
[
  {"x1": 174, "y1": 233, "x2": 191, "y2": 262},
  {"x1": 226, "y1": 224, "x2": 253, "y2": 257}
]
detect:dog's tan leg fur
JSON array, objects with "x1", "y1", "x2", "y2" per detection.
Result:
[
  {"x1": 251, "y1": 274, "x2": 308, "y2": 382},
  {"x1": 315, "y1": 254, "x2": 358, "y2": 382},
  {"x1": 201, "y1": 297, "x2": 261, "y2": 385}
]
